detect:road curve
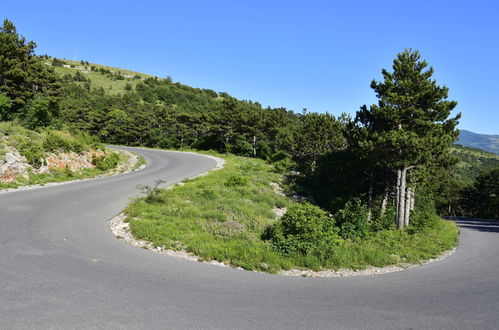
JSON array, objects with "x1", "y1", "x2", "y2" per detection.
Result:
[{"x1": 1, "y1": 147, "x2": 498, "y2": 329}]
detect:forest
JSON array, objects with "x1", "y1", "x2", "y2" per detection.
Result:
[{"x1": 1, "y1": 16, "x2": 497, "y2": 241}]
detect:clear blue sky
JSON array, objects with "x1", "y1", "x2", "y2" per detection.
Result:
[{"x1": 4, "y1": 0, "x2": 499, "y2": 134}]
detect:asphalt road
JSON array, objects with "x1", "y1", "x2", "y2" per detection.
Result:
[{"x1": 1, "y1": 147, "x2": 498, "y2": 329}]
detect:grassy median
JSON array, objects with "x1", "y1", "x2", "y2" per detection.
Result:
[{"x1": 125, "y1": 153, "x2": 459, "y2": 273}]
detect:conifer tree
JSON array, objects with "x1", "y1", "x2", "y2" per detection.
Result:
[
  {"x1": 356, "y1": 49, "x2": 460, "y2": 228},
  {"x1": 0, "y1": 18, "x2": 60, "y2": 120}
]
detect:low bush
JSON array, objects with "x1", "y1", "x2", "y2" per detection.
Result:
[
  {"x1": 17, "y1": 141, "x2": 44, "y2": 167},
  {"x1": 410, "y1": 191, "x2": 439, "y2": 231},
  {"x1": 335, "y1": 199, "x2": 371, "y2": 239},
  {"x1": 266, "y1": 202, "x2": 341, "y2": 258},
  {"x1": 92, "y1": 152, "x2": 120, "y2": 171},
  {"x1": 224, "y1": 174, "x2": 249, "y2": 187}
]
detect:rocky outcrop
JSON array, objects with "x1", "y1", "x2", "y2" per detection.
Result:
[
  {"x1": 0, "y1": 146, "x2": 31, "y2": 183},
  {"x1": 0, "y1": 146, "x2": 105, "y2": 183},
  {"x1": 38, "y1": 149, "x2": 105, "y2": 174}
]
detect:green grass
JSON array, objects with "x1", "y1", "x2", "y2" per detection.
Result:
[
  {"x1": 125, "y1": 153, "x2": 459, "y2": 273},
  {"x1": 46, "y1": 58, "x2": 160, "y2": 95}
]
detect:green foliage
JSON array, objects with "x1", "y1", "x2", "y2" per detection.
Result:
[
  {"x1": 51, "y1": 58, "x2": 66, "y2": 66},
  {"x1": 0, "y1": 94, "x2": 12, "y2": 120},
  {"x1": 138, "y1": 180, "x2": 167, "y2": 204},
  {"x1": 224, "y1": 174, "x2": 249, "y2": 187},
  {"x1": 451, "y1": 145, "x2": 499, "y2": 185},
  {"x1": 335, "y1": 199, "x2": 370, "y2": 239},
  {"x1": 273, "y1": 157, "x2": 296, "y2": 173},
  {"x1": 266, "y1": 202, "x2": 341, "y2": 257},
  {"x1": 0, "y1": 19, "x2": 61, "y2": 119},
  {"x1": 92, "y1": 152, "x2": 120, "y2": 171},
  {"x1": 18, "y1": 140, "x2": 44, "y2": 166},
  {"x1": 126, "y1": 155, "x2": 291, "y2": 273},
  {"x1": 18, "y1": 94, "x2": 52, "y2": 129},
  {"x1": 462, "y1": 167, "x2": 499, "y2": 219},
  {"x1": 409, "y1": 191, "x2": 439, "y2": 231}
]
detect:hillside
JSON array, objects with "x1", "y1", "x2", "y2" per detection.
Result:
[
  {"x1": 458, "y1": 129, "x2": 499, "y2": 155},
  {"x1": 44, "y1": 57, "x2": 159, "y2": 95},
  {"x1": 451, "y1": 144, "x2": 499, "y2": 185}
]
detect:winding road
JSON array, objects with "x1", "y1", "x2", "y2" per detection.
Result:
[{"x1": 1, "y1": 147, "x2": 498, "y2": 329}]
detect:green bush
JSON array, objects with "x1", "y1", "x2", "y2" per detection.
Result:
[
  {"x1": 0, "y1": 94, "x2": 12, "y2": 121},
  {"x1": 335, "y1": 199, "x2": 371, "y2": 239},
  {"x1": 18, "y1": 94, "x2": 52, "y2": 129},
  {"x1": 43, "y1": 131, "x2": 76, "y2": 152},
  {"x1": 139, "y1": 181, "x2": 166, "y2": 204},
  {"x1": 410, "y1": 191, "x2": 439, "y2": 231},
  {"x1": 273, "y1": 157, "x2": 296, "y2": 173},
  {"x1": 224, "y1": 174, "x2": 249, "y2": 187},
  {"x1": 92, "y1": 152, "x2": 120, "y2": 171},
  {"x1": 266, "y1": 202, "x2": 341, "y2": 257},
  {"x1": 371, "y1": 207, "x2": 397, "y2": 232},
  {"x1": 18, "y1": 140, "x2": 44, "y2": 167}
]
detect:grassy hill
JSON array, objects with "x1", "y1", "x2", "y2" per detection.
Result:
[
  {"x1": 458, "y1": 129, "x2": 499, "y2": 155},
  {"x1": 44, "y1": 57, "x2": 161, "y2": 95},
  {"x1": 452, "y1": 144, "x2": 499, "y2": 185}
]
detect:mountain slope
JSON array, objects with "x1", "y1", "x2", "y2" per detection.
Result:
[
  {"x1": 451, "y1": 145, "x2": 499, "y2": 185},
  {"x1": 458, "y1": 129, "x2": 499, "y2": 155}
]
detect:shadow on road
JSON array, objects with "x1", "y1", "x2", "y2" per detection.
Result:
[{"x1": 447, "y1": 217, "x2": 499, "y2": 233}]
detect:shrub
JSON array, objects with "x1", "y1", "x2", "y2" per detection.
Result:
[
  {"x1": 266, "y1": 202, "x2": 341, "y2": 257},
  {"x1": 335, "y1": 199, "x2": 370, "y2": 239},
  {"x1": 229, "y1": 137, "x2": 253, "y2": 156},
  {"x1": 371, "y1": 207, "x2": 396, "y2": 231},
  {"x1": 18, "y1": 140, "x2": 44, "y2": 167},
  {"x1": 224, "y1": 174, "x2": 249, "y2": 187},
  {"x1": 273, "y1": 157, "x2": 296, "y2": 173},
  {"x1": 0, "y1": 94, "x2": 12, "y2": 121},
  {"x1": 138, "y1": 180, "x2": 166, "y2": 204},
  {"x1": 43, "y1": 131, "x2": 75, "y2": 152},
  {"x1": 18, "y1": 94, "x2": 52, "y2": 129},
  {"x1": 410, "y1": 191, "x2": 439, "y2": 231},
  {"x1": 51, "y1": 58, "x2": 66, "y2": 66},
  {"x1": 92, "y1": 152, "x2": 120, "y2": 171}
]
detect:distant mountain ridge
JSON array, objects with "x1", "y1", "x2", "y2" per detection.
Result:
[{"x1": 457, "y1": 130, "x2": 499, "y2": 155}]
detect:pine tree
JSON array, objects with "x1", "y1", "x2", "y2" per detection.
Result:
[
  {"x1": 356, "y1": 49, "x2": 460, "y2": 228},
  {"x1": 0, "y1": 18, "x2": 61, "y2": 120}
]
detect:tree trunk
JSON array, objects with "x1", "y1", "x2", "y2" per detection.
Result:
[
  {"x1": 380, "y1": 178, "x2": 390, "y2": 217},
  {"x1": 404, "y1": 187, "x2": 412, "y2": 227},
  {"x1": 367, "y1": 172, "x2": 373, "y2": 221},
  {"x1": 252, "y1": 135, "x2": 257, "y2": 157},
  {"x1": 397, "y1": 167, "x2": 407, "y2": 229},
  {"x1": 396, "y1": 168, "x2": 401, "y2": 225},
  {"x1": 410, "y1": 186, "x2": 415, "y2": 211}
]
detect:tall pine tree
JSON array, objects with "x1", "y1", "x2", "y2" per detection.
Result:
[
  {"x1": 356, "y1": 49, "x2": 460, "y2": 228},
  {"x1": 0, "y1": 18, "x2": 60, "y2": 121}
]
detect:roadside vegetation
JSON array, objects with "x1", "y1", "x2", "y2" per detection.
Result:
[
  {"x1": 0, "y1": 121, "x2": 131, "y2": 190},
  {"x1": 125, "y1": 154, "x2": 458, "y2": 273}
]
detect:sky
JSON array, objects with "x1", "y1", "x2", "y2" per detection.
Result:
[{"x1": 3, "y1": 0, "x2": 499, "y2": 134}]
